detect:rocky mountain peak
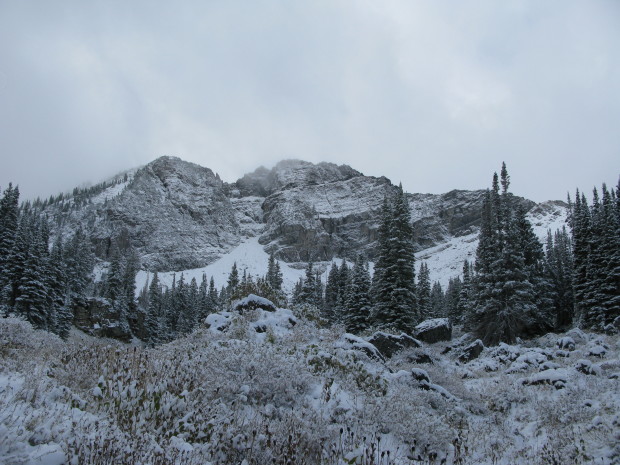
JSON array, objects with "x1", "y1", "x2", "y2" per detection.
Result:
[{"x1": 235, "y1": 159, "x2": 362, "y2": 197}]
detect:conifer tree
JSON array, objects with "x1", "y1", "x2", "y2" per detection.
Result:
[
  {"x1": 429, "y1": 281, "x2": 445, "y2": 318},
  {"x1": 0, "y1": 184, "x2": 20, "y2": 308},
  {"x1": 299, "y1": 262, "x2": 319, "y2": 307},
  {"x1": 48, "y1": 236, "x2": 72, "y2": 338},
  {"x1": 324, "y1": 262, "x2": 340, "y2": 322},
  {"x1": 145, "y1": 271, "x2": 162, "y2": 344},
  {"x1": 344, "y1": 255, "x2": 372, "y2": 333},
  {"x1": 372, "y1": 185, "x2": 418, "y2": 332},
  {"x1": 416, "y1": 262, "x2": 431, "y2": 321},
  {"x1": 467, "y1": 163, "x2": 546, "y2": 345},
  {"x1": 208, "y1": 276, "x2": 219, "y2": 312},
  {"x1": 15, "y1": 218, "x2": 50, "y2": 329},
  {"x1": 545, "y1": 228, "x2": 575, "y2": 329}
]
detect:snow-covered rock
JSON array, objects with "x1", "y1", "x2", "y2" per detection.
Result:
[
  {"x1": 557, "y1": 336, "x2": 576, "y2": 351},
  {"x1": 232, "y1": 294, "x2": 277, "y2": 313},
  {"x1": 336, "y1": 334, "x2": 385, "y2": 362},
  {"x1": 458, "y1": 339, "x2": 484, "y2": 363},
  {"x1": 575, "y1": 359, "x2": 602, "y2": 376},
  {"x1": 367, "y1": 331, "x2": 421, "y2": 358},
  {"x1": 415, "y1": 318, "x2": 452, "y2": 343},
  {"x1": 522, "y1": 368, "x2": 569, "y2": 389}
]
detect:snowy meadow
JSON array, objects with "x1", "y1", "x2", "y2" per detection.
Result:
[{"x1": 1, "y1": 307, "x2": 618, "y2": 465}]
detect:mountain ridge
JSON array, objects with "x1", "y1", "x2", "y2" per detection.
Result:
[{"x1": 39, "y1": 156, "x2": 564, "y2": 273}]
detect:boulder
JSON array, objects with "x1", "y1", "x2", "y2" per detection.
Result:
[
  {"x1": 338, "y1": 334, "x2": 385, "y2": 362},
  {"x1": 415, "y1": 318, "x2": 452, "y2": 343},
  {"x1": 458, "y1": 340, "x2": 484, "y2": 363},
  {"x1": 556, "y1": 336, "x2": 576, "y2": 351},
  {"x1": 367, "y1": 332, "x2": 421, "y2": 358},
  {"x1": 575, "y1": 359, "x2": 602, "y2": 376},
  {"x1": 72, "y1": 297, "x2": 132, "y2": 342},
  {"x1": 522, "y1": 368, "x2": 568, "y2": 390},
  {"x1": 406, "y1": 351, "x2": 434, "y2": 365},
  {"x1": 233, "y1": 294, "x2": 277, "y2": 313}
]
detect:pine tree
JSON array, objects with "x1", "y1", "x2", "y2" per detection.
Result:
[
  {"x1": 15, "y1": 218, "x2": 50, "y2": 329},
  {"x1": 227, "y1": 262, "x2": 239, "y2": 291},
  {"x1": 0, "y1": 184, "x2": 20, "y2": 310},
  {"x1": 299, "y1": 262, "x2": 318, "y2": 307},
  {"x1": 324, "y1": 262, "x2": 340, "y2": 322},
  {"x1": 373, "y1": 185, "x2": 418, "y2": 332},
  {"x1": 467, "y1": 164, "x2": 546, "y2": 345},
  {"x1": 343, "y1": 255, "x2": 372, "y2": 333},
  {"x1": 208, "y1": 276, "x2": 219, "y2": 312},
  {"x1": 416, "y1": 262, "x2": 431, "y2": 321},
  {"x1": 455, "y1": 260, "x2": 473, "y2": 324},
  {"x1": 444, "y1": 277, "x2": 462, "y2": 322},
  {"x1": 429, "y1": 281, "x2": 445, "y2": 318},
  {"x1": 145, "y1": 271, "x2": 162, "y2": 344},
  {"x1": 197, "y1": 273, "x2": 209, "y2": 321},
  {"x1": 545, "y1": 228, "x2": 575, "y2": 329},
  {"x1": 48, "y1": 236, "x2": 72, "y2": 338}
]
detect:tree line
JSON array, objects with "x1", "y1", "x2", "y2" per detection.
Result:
[{"x1": 2, "y1": 163, "x2": 617, "y2": 346}]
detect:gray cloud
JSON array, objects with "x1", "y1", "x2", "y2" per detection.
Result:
[{"x1": 1, "y1": 0, "x2": 618, "y2": 202}]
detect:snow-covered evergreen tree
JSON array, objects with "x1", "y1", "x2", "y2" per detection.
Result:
[
  {"x1": 372, "y1": 185, "x2": 418, "y2": 333},
  {"x1": 416, "y1": 262, "x2": 431, "y2": 321},
  {"x1": 344, "y1": 255, "x2": 372, "y2": 334}
]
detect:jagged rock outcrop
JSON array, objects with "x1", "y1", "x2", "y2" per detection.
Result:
[
  {"x1": 260, "y1": 172, "x2": 394, "y2": 261},
  {"x1": 48, "y1": 156, "x2": 247, "y2": 271}
]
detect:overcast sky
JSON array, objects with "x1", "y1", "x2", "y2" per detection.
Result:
[{"x1": 1, "y1": 1, "x2": 619, "y2": 202}]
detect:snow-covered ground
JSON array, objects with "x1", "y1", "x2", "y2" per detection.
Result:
[
  {"x1": 1, "y1": 311, "x2": 618, "y2": 465},
  {"x1": 135, "y1": 236, "x2": 307, "y2": 294}
]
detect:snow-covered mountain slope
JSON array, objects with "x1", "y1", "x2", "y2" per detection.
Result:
[
  {"x1": 135, "y1": 236, "x2": 306, "y2": 294},
  {"x1": 44, "y1": 156, "x2": 566, "y2": 282}
]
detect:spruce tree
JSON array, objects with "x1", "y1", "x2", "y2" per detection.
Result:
[
  {"x1": 145, "y1": 271, "x2": 162, "y2": 344},
  {"x1": 416, "y1": 262, "x2": 431, "y2": 321},
  {"x1": 429, "y1": 281, "x2": 445, "y2": 318},
  {"x1": 467, "y1": 164, "x2": 546, "y2": 345},
  {"x1": 545, "y1": 228, "x2": 575, "y2": 329},
  {"x1": 324, "y1": 262, "x2": 340, "y2": 322},
  {"x1": 15, "y1": 218, "x2": 50, "y2": 329},
  {"x1": 344, "y1": 255, "x2": 372, "y2": 334},
  {"x1": 373, "y1": 185, "x2": 418, "y2": 332}
]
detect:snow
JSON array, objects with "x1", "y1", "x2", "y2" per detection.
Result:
[
  {"x1": 1, "y1": 316, "x2": 619, "y2": 464},
  {"x1": 135, "y1": 236, "x2": 306, "y2": 294},
  {"x1": 89, "y1": 179, "x2": 132, "y2": 205},
  {"x1": 415, "y1": 318, "x2": 450, "y2": 332}
]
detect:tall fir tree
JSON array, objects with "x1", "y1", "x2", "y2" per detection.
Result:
[
  {"x1": 545, "y1": 228, "x2": 575, "y2": 329},
  {"x1": 416, "y1": 262, "x2": 431, "y2": 321},
  {"x1": 429, "y1": 281, "x2": 445, "y2": 318},
  {"x1": 343, "y1": 255, "x2": 372, "y2": 334},
  {"x1": 467, "y1": 164, "x2": 546, "y2": 345},
  {"x1": 372, "y1": 185, "x2": 418, "y2": 332}
]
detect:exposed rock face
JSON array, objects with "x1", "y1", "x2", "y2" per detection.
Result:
[
  {"x1": 235, "y1": 160, "x2": 362, "y2": 197},
  {"x1": 415, "y1": 318, "x2": 452, "y2": 343},
  {"x1": 260, "y1": 174, "x2": 394, "y2": 261},
  {"x1": 367, "y1": 332, "x2": 422, "y2": 358},
  {"x1": 72, "y1": 297, "x2": 132, "y2": 342}
]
